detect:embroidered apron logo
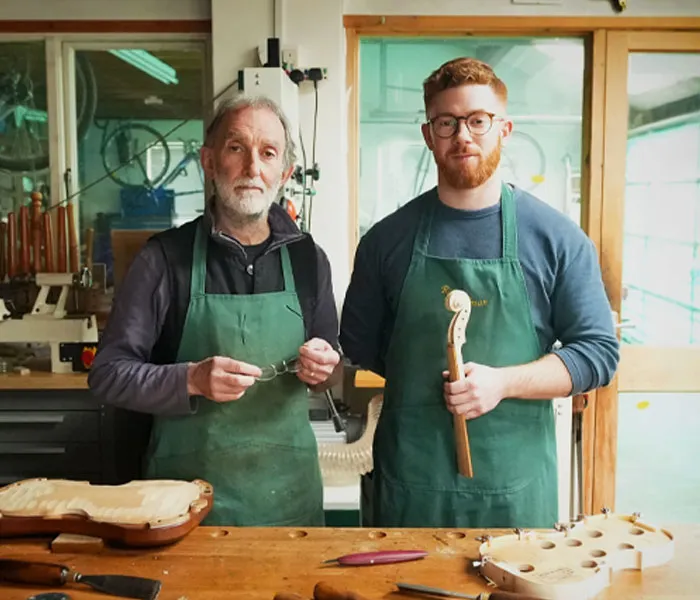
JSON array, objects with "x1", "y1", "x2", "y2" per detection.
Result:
[{"x1": 441, "y1": 286, "x2": 487, "y2": 307}]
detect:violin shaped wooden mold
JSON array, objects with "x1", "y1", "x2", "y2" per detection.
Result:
[
  {"x1": 0, "y1": 477, "x2": 213, "y2": 547},
  {"x1": 477, "y1": 510, "x2": 674, "y2": 600}
]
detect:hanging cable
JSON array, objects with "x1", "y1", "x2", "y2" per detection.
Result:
[
  {"x1": 45, "y1": 76, "x2": 241, "y2": 213},
  {"x1": 305, "y1": 80, "x2": 319, "y2": 233},
  {"x1": 297, "y1": 123, "x2": 309, "y2": 233}
]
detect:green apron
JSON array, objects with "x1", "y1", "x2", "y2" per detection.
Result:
[
  {"x1": 372, "y1": 183, "x2": 558, "y2": 529},
  {"x1": 145, "y1": 222, "x2": 325, "y2": 527}
]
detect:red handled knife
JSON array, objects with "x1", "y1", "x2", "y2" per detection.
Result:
[{"x1": 323, "y1": 550, "x2": 428, "y2": 566}]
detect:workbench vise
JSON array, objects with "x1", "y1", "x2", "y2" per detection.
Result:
[{"x1": 0, "y1": 271, "x2": 98, "y2": 373}]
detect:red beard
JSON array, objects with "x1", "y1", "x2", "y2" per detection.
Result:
[{"x1": 437, "y1": 138, "x2": 502, "y2": 189}]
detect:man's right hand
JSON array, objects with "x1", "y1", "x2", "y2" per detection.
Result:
[{"x1": 187, "y1": 357, "x2": 262, "y2": 402}]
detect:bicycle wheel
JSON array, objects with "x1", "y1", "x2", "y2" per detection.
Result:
[
  {"x1": 0, "y1": 52, "x2": 97, "y2": 173},
  {"x1": 101, "y1": 122, "x2": 170, "y2": 188}
]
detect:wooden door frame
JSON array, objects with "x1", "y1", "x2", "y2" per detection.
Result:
[
  {"x1": 344, "y1": 16, "x2": 700, "y2": 516},
  {"x1": 596, "y1": 30, "x2": 700, "y2": 513}
]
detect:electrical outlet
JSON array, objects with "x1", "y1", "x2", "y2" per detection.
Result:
[{"x1": 282, "y1": 47, "x2": 299, "y2": 70}]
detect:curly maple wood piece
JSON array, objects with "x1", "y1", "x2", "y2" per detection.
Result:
[
  {"x1": 477, "y1": 511, "x2": 674, "y2": 600},
  {"x1": 0, "y1": 478, "x2": 213, "y2": 547},
  {"x1": 445, "y1": 289, "x2": 473, "y2": 478}
]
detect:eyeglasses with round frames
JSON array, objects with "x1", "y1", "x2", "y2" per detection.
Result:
[
  {"x1": 257, "y1": 357, "x2": 301, "y2": 382},
  {"x1": 427, "y1": 111, "x2": 503, "y2": 139}
]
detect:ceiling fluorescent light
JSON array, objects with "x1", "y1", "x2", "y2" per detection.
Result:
[{"x1": 109, "y1": 49, "x2": 179, "y2": 85}]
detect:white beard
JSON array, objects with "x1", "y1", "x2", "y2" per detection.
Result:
[{"x1": 215, "y1": 175, "x2": 280, "y2": 221}]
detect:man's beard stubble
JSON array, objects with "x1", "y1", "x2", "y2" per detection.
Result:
[
  {"x1": 214, "y1": 175, "x2": 280, "y2": 226},
  {"x1": 437, "y1": 137, "x2": 502, "y2": 190}
]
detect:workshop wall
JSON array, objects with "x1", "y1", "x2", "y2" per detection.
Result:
[{"x1": 1, "y1": 0, "x2": 699, "y2": 305}]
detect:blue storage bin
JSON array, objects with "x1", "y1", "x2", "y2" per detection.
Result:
[{"x1": 120, "y1": 186, "x2": 174, "y2": 218}]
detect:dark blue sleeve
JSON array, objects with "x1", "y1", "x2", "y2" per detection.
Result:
[
  {"x1": 340, "y1": 197, "x2": 423, "y2": 375},
  {"x1": 310, "y1": 244, "x2": 340, "y2": 351},
  {"x1": 340, "y1": 232, "x2": 390, "y2": 376},
  {"x1": 88, "y1": 242, "x2": 194, "y2": 416},
  {"x1": 550, "y1": 236, "x2": 620, "y2": 394}
]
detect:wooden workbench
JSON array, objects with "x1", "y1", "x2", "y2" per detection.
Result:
[
  {"x1": 1, "y1": 524, "x2": 697, "y2": 599},
  {"x1": 0, "y1": 370, "x2": 88, "y2": 390}
]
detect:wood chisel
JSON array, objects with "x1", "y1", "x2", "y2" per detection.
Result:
[
  {"x1": 0, "y1": 559, "x2": 161, "y2": 600},
  {"x1": 396, "y1": 582, "x2": 544, "y2": 600}
]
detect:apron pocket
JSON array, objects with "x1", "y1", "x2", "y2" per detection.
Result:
[{"x1": 285, "y1": 304, "x2": 304, "y2": 320}]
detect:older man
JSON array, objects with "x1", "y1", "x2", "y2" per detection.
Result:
[{"x1": 89, "y1": 95, "x2": 341, "y2": 527}]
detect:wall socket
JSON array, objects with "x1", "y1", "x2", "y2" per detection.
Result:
[{"x1": 282, "y1": 47, "x2": 299, "y2": 69}]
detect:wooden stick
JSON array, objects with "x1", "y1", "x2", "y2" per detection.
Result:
[
  {"x1": 0, "y1": 221, "x2": 6, "y2": 281},
  {"x1": 7, "y1": 212, "x2": 17, "y2": 279},
  {"x1": 18, "y1": 205, "x2": 29, "y2": 276},
  {"x1": 66, "y1": 202, "x2": 79, "y2": 272},
  {"x1": 448, "y1": 342, "x2": 473, "y2": 478},
  {"x1": 31, "y1": 192, "x2": 43, "y2": 274},
  {"x1": 57, "y1": 206, "x2": 67, "y2": 273},
  {"x1": 43, "y1": 212, "x2": 54, "y2": 273}
]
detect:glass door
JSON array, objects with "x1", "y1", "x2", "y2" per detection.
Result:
[{"x1": 598, "y1": 31, "x2": 700, "y2": 524}]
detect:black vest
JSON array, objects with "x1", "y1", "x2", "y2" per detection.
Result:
[{"x1": 148, "y1": 218, "x2": 319, "y2": 366}]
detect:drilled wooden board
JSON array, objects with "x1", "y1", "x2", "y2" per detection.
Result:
[{"x1": 478, "y1": 513, "x2": 673, "y2": 599}]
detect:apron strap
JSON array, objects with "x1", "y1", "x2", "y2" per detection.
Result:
[
  {"x1": 281, "y1": 245, "x2": 295, "y2": 292},
  {"x1": 500, "y1": 182, "x2": 518, "y2": 260},
  {"x1": 191, "y1": 220, "x2": 208, "y2": 298},
  {"x1": 414, "y1": 196, "x2": 433, "y2": 255}
]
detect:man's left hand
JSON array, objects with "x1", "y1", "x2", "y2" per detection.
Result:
[
  {"x1": 443, "y1": 362, "x2": 506, "y2": 420},
  {"x1": 296, "y1": 338, "x2": 340, "y2": 386}
]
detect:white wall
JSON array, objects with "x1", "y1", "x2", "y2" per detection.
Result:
[
  {"x1": 211, "y1": 0, "x2": 350, "y2": 307},
  {"x1": 0, "y1": 0, "x2": 209, "y2": 20}
]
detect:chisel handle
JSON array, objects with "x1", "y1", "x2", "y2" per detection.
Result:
[
  {"x1": 0, "y1": 558, "x2": 69, "y2": 586},
  {"x1": 314, "y1": 581, "x2": 371, "y2": 600},
  {"x1": 482, "y1": 592, "x2": 544, "y2": 600}
]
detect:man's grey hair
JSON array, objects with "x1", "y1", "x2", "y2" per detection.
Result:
[{"x1": 204, "y1": 94, "x2": 297, "y2": 170}]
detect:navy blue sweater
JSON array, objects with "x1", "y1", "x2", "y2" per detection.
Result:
[{"x1": 339, "y1": 186, "x2": 619, "y2": 395}]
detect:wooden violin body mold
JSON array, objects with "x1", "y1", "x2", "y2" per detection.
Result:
[
  {"x1": 0, "y1": 478, "x2": 213, "y2": 547},
  {"x1": 477, "y1": 509, "x2": 674, "y2": 600}
]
